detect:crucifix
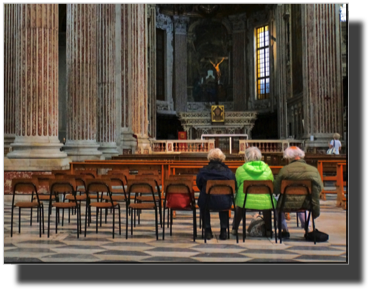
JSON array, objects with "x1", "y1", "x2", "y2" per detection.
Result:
[{"x1": 203, "y1": 56, "x2": 228, "y2": 105}]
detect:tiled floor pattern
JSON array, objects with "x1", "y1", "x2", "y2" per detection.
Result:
[{"x1": 4, "y1": 199, "x2": 347, "y2": 263}]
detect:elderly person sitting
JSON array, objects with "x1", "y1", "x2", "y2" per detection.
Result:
[
  {"x1": 232, "y1": 147, "x2": 276, "y2": 236},
  {"x1": 196, "y1": 148, "x2": 236, "y2": 240},
  {"x1": 274, "y1": 146, "x2": 323, "y2": 238}
]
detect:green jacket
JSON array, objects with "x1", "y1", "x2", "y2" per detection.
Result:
[
  {"x1": 235, "y1": 161, "x2": 277, "y2": 210},
  {"x1": 273, "y1": 159, "x2": 323, "y2": 218}
]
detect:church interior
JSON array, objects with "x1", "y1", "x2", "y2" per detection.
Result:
[{"x1": 3, "y1": 3, "x2": 347, "y2": 264}]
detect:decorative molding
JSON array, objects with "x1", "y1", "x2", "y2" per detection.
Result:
[
  {"x1": 156, "y1": 9, "x2": 173, "y2": 33},
  {"x1": 187, "y1": 102, "x2": 234, "y2": 112},
  {"x1": 173, "y1": 15, "x2": 189, "y2": 35}
]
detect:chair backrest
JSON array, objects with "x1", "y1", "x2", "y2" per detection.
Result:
[
  {"x1": 63, "y1": 174, "x2": 86, "y2": 191},
  {"x1": 164, "y1": 178, "x2": 193, "y2": 194},
  {"x1": 52, "y1": 170, "x2": 71, "y2": 177},
  {"x1": 86, "y1": 179, "x2": 112, "y2": 193},
  {"x1": 107, "y1": 170, "x2": 128, "y2": 183},
  {"x1": 134, "y1": 174, "x2": 161, "y2": 192},
  {"x1": 280, "y1": 180, "x2": 312, "y2": 195},
  {"x1": 206, "y1": 180, "x2": 235, "y2": 195},
  {"x1": 243, "y1": 180, "x2": 273, "y2": 194},
  {"x1": 12, "y1": 178, "x2": 38, "y2": 194},
  {"x1": 75, "y1": 169, "x2": 97, "y2": 178},
  {"x1": 100, "y1": 174, "x2": 127, "y2": 187},
  {"x1": 49, "y1": 178, "x2": 76, "y2": 194},
  {"x1": 127, "y1": 179, "x2": 156, "y2": 194},
  {"x1": 32, "y1": 174, "x2": 55, "y2": 191}
]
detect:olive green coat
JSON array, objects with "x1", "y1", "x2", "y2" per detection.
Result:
[{"x1": 273, "y1": 159, "x2": 323, "y2": 218}]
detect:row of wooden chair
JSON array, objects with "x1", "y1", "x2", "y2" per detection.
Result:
[{"x1": 10, "y1": 170, "x2": 317, "y2": 244}]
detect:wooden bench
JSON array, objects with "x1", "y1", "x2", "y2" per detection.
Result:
[
  {"x1": 317, "y1": 159, "x2": 347, "y2": 200},
  {"x1": 336, "y1": 163, "x2": 347, "y2": 209}
]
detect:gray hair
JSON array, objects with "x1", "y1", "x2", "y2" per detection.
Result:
[
  {"x1": 244, "y1": 146, "x2": 262, "y2": 162},
  {"x1": 333, "y1": 133, "x2": 340, "y2": 140},
  {"x1": 283, "y1": 146, "x2": 305, "y2": 160},
  {"x1": 207, "y1": 148, "x2": 226, "y2": 162}
]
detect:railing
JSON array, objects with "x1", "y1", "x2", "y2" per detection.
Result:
[
  {"x1": 238, "y1": 139, "x2": 305, "y2": 154},
  {"x1": 150, "y1": 139, "x2": 215, "y2": 154}
]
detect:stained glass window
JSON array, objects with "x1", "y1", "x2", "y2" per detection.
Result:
[{"x1": 256, "y1": 25, "x2": 270, "y2": 100}]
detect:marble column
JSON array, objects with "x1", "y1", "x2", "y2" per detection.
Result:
[
  {"x1": 173, "y1": 15, "x2": 189, "y2": 112},
  {"x1": 302, "y1": 4, "x2": 343, "y2": 150},
  {"x1": 229, "y1": 13, "x2": 247, "y2": 111},
  {"x1": 7, "y1": 4, "x2": 67, "y2": 162},
  {"x1": 4, "y1": 4, "x2": 16, "y2": 155},
  {"x1": 96, "y1": 4, "x2": 118, "y2": 159},
  {"x1": 64, "y1": 4, "x2": 102, "y2": 161},
  {"x1": 147, "y1": 4, "x2": 157, "y2": 139},
  {"x1": 275, "y1": 4, "x2": 289, "y2": 139}
]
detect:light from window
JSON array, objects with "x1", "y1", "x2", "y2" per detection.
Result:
[
  {"x1": 340, "y1": 4, "x2": 346, "y2": 22},
  {"x1": 256, "y1": 25, "x2": 270, "y2": 100}
]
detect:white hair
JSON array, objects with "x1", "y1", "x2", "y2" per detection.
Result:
[
  {"x1": 283, "y1": 146, "x2": 305, "y2": 159},
  {"x1": 245, "y1": 146, "x2": 262, "y2": 162},
  {"x1": 207, "y1": 148, "x2": 226, "y2": 162}
]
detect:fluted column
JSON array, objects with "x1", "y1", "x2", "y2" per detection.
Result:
[
  {"x1": 302, "y1": 4, "x2": 343, "y2": 150},
  {"x1": 132, "y1": 4, "x2": 150, "y2": 153},
  {"x1": 97, "y1": 4, "x2": 118, "y2": 158},
  {"x1": 4, "y1": 4, "x2": 17, "y2": 155},
  {"x1": 173, "y1": 15, "x2": 189, "y2": 112},
  {"x1": 7, "y1": 4, "x2": 66, "y2": 159},
  {"x1": 64, "y1": 4, "x2": 102, "y2": 161},
  {"x1": 229, "y1": 13, "x2": 247, "y2": 111}
]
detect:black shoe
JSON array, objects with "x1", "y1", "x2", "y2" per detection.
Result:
[
  {"x1": 279, "y1": 230, "x2": 290, "y2": 239},
  {"x1": 205, "y1": 229, "x2": 213, "y2": 240},
  {"x1": 219, "y1": 228, "x2": 227, "y2": 240}
]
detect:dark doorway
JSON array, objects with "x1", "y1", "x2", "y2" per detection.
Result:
[
  {"x1": 250, "y1": 111, "x2": 278, "y2": 139},
  {"x1": 156, "y1": 114, "x2": 183, "y2": 140}
]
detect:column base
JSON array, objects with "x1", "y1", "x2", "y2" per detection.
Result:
[
  {"x1": 4, "y1": 156, "x2": 72, "y2": 171},
  {"x1": 64, "y1": 140, "x2": 103, "y2": 161},
  {"x1": 98, "y1": 142, "x2": 120, "y2": 159},
  {"x1": 4, "y1": 133, "x2": 16, "y2": 155},
  {"x1": 120, "y1": 128, "x2": 137, "y2": 154},
  {"x1": 7, "y1": 136, "x2": 67, "y2": 159},
  {"x1": 136, "y1": 134, "x2": 152, "y2": 154}
]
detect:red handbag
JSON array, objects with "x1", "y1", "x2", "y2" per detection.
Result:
[{"x1": 166, "y1": 192, "x2": 193, "y2": 209}]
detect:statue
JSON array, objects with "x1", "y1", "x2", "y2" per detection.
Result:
[{"x1": 209, "y1": 57, "x2": 226, "y2": 81}]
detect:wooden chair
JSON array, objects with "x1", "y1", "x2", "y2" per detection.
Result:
[
  {"x1": 278, "y1": 180, "x2": 316, "y2": 244},
  {"x1": 163, "y1": 178, "x2": 197, "y2": 241},
  {"x1": 11, "y1": 178, "x2": 44, "y2": 237},
  {"x1": 84, "y1": 179, "x2": 121, "y2": 238},
  {"x1": 134, "y1": 174, "x2": 162, "y2": 227},
  {"x1": 241, "y1": 180, "x2": 277, "y2": 243},
  {"x1": 127, "y1": 179, "x2": 159, "y2": 240},
  {"x1": 48, "y1": 178, "x2": 81, "y2": 238},
  {"x1": 204, "y1": 180, "x2": 238, "y2": 243}
]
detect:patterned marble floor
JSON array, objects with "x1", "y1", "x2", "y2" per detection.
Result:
[{"x1": 3, "y1": 197, "x2": 347, "y2": 263}]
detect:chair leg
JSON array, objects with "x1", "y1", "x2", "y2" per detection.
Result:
[
  {"x1": 279, "y1": 211, "x2": 282, "y2": 244},
  {"x1": 118, "y1": 206, "x2": 121, "y2": 235},
  {"x1": 19, "y1": 207, "x2": 21, "y2": 233},
  {"x1": 11, "y1": 206, "x2": 14, "y2": 237},
  {"x1": 193, "y1": 208, "x2": 196, "y2": 242},
  {"x1": 112, "y1": 207, "x2": 115, "y2": 239},
  {"x1": 155, "y1": 207, "x2": 158, "y2": 240},
  {"x1": 162, "y1": 207, "x2": 165, "y2": 240},
  {"x1": 170, "y1": 210, "x2": 173, "y2": 236},
  {"x1": 48, "y1": 206, "x2": 51, "y2": 238},
  {"x1": 42, "y1": 205, "x2": 45, "y2": 234},
  {"x1": 131, "y1": 208, "x2": 134, "y2": 236},
  {"x1": 243, "y1": 208, "x2": 246, "y2": 243},
  {"x1": 273, "y1": 210, "x2": 277, "y2": 244},
  {"x1": 30, "y1": 208, "x2": 33, "y2": 226},
  {"x1": 126, "y1": 205, "x2": 129, "y2": 239},
  {"x1": 96, "y1": 207, "x2": 99, "y2": 234}
]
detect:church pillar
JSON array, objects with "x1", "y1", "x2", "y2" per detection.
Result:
[
  {"x1": 4, "y1": 4, "x2": 16, "y2": 155},
  {"x1": 275, "y1": 4, "x2": 289, "y2": 139},
  {"x1": 132, "y1": 4, "x2": 150, "y2": 153},
  {"x1": 147, "y1": 4, "x2": 157, "y2": 139},
  {"x1": 229, "y1": 13, "x2": 247, "y2": 111},
  {"x1": 64, "y1": 4, "x2": 102, "y2": 161},
  {"x1": 96, "y1": 4, "x2": 118, "y2": 159},
  {"x1": 6, "y1": 4, "x2": 68, "y2": 163},
  {"x1": 173, "y1": 15, "x2": 189, "y2": 112},
  {"x1": 302, "y1": 4, "x2": 343, "y2": 151},
  {"x1": 118, "y1": 4, "x2": 136, "y2": 154}
]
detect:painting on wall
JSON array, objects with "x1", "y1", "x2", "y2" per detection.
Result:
[{"x1": 188, "y1": 19, "x2": 232, "y2": 103}]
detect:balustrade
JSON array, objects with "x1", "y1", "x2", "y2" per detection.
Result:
[
  {"x1": 150, "y1": 139, "x2": 215, "y2": 154},
  {"x1": 239, "y1": 139, "x2": 305, "y2": 154}
]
